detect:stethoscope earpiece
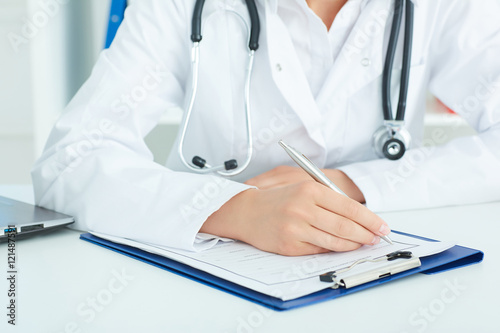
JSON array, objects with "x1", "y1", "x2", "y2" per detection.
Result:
[
  {"x1": 192, "y1": 156, "x2": 238, "y2": 171},
  {"x1": 224, "y1": 160, "x2": 238, "y2": 171},
  {"x1": 192, "y1": 156, "x2": 206, "y2": 168}
]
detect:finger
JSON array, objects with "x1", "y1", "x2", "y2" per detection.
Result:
[
  {"x1": 311, "y1": 183, "x2": 391, "y2": 237},
  {"x1": 303, "y1": 224, "x2": 363, "y2": 252},
  {"x1": 310, "y1": 207, "x2": 381, "y2": 246}
]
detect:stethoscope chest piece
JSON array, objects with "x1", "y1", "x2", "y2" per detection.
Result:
[{"x1": 373, "y1": 121, "x2": 411, "y2": 160}]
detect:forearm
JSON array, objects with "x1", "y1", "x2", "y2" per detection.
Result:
[
  {"x1": 200, "y1": 189, "x2": 256, "y2": 241},
  {"x1": 338, "y1": 129, "x2": 500, "y2": 212},
  {"x1": 33, "y1": 140, "x2": 252, "y2": 251}
]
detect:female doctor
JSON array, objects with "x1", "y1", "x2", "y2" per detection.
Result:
[{"x1": 32, "y1": 0, "x2": 500, "y2": 255}]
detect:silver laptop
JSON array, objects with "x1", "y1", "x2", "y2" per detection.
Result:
[{"x1": 0, "y1": 196, "x2": 74, "y2": 241}]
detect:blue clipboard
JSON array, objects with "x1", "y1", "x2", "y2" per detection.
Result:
[{"x1": 79, "y1": 231, "x2": 483, "y2": 311}]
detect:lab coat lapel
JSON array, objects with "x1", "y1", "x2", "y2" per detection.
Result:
[
  {"x1": 316, "y1": 0, "x2": 393, "y2": 106},
  {"x1": 264, "y1": 3, "x2": 326, "y2": 151}
]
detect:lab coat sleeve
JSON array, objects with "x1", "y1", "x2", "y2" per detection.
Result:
[
  {"x1": 31, "y1": 0, "x2": 253, "y2": 251},
  {"x1": 338, "y1": 0, "x2": 500, "y2": 212}
]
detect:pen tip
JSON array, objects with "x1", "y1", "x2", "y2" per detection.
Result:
[{"x1": 382, "y1": 235, "x2": 394, "y2": 245}]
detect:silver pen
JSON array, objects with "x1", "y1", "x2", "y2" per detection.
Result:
[{"x1": 278, "y1": 140, "x2": 394, "y2": 245}]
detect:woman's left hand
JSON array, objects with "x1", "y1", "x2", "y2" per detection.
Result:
[{"x1": 245, "y1": 165, "x2": 366, "y2": 203}]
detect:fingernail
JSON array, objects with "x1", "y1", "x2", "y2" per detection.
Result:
[
  {"x1": 379, "y1": 224, "x2": 391, "y2": 236},
  {"x1": 371, "y1": 236, "x2": 380, "y2": 245}
]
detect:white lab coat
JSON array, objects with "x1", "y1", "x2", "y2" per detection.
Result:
[{"x1": 32, "y1": 0, "x2": 500, "y2": 251}]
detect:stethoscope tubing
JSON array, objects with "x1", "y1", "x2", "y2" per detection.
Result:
[
  {"x1": 397, "y1": 0, "x2": 414, "y2": 121},
  {"x1": 179, "y1": 6, "x2": 257, "y2": 176},
  {"x1": 382, "y1": 0, "x2": 414, "y2": 122}
]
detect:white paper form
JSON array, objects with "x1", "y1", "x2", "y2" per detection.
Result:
[{"x1": 90, "y1": 232, "x2": 454, "y2": 301}]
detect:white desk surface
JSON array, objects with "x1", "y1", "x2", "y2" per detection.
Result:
[{"x1": 1, "y1": 185, "x2": 499, "y2": 333}]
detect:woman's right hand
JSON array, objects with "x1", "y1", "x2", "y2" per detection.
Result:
[{"x1": 201, "y1": 180, "x2": 391, "y2": 256}]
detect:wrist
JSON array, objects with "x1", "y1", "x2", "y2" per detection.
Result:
[{"x1": 200, "y1": 188, "x2": 258, "y2": 241}]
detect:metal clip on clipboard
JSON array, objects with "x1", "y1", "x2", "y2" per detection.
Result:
[{"x1": 319, "y1": 251, "x2": 421, "y2": 289}]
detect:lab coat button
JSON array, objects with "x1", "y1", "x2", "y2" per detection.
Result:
[
  {"x1": 361, "y1": 58, "x2": 371, "y2": 67},
  {"x1": 276, "y1": 63, "x2": 282, "y2": 72}
]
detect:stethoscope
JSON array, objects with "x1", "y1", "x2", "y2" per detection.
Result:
[
  {"x1": 373, "y1": 0, "x2": 414, "y2": 160},
  {"x1": 178, "y1": 0, "x2": 414, "y2": 176}
]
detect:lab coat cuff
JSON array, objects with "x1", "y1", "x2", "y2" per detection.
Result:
[
  {"x1": 194, "y1": 233, "x2": 235, "y2": 251},
  {"x1": 337, "y1": 163, "x2": 386, "y2": 211},
  {"x1": 338, "y1": 157, "x2": 432, "y2": 212}
]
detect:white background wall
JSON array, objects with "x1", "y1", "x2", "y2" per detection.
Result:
[{"x1": 0, "y1": 0, "x2": 111, "y2": 184}]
